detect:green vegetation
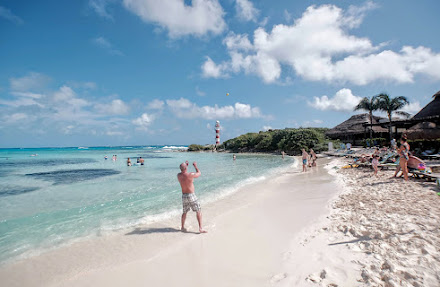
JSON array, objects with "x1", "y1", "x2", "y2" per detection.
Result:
[
  {"x1": 361, "y1": 138, "x2": 387, "y2": 147},
  {"x1": 187, "y1": 144, "x2": 215, "y2": 151},
  {"x1": 219, "y1": 128, "x2": 338, "y2": 155}
]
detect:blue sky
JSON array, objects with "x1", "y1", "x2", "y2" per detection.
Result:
[{"x1": 1, "y1": 0, "x2": 439, "y2": 148}]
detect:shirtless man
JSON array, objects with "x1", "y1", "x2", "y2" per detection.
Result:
[
  {"x1": 302, "y1": 149, "x2": 309, "y2": 172},
  {"x1": 177, "y1": 161, "x2": 207, "y2": 233}
]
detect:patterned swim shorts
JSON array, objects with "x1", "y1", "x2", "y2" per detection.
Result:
[{"x1": 182, "y1": 193, "x2": 201, "y2": 213}]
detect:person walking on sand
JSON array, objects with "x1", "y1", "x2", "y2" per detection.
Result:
[
  {"x1": 177, "y1": 161, "x2": 207, "y2": 233},
  {"x1": 372, "y1": 154, "x2": 379, "y2": 177},
  {"x1": 302, "y1": 149, "x2": 309, "y2": 172}
]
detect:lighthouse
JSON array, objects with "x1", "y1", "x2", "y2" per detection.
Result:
[{"x1": 215, "y1": 121, "x2": 220, "y2": 146}]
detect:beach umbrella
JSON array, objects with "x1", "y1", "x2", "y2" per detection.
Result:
[{"x1": 406, "y1": 122, "x2": 440, "y2": 140}]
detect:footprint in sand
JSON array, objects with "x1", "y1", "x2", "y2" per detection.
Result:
[{"x1": 270, "y1": 273, "x2": 287, "y2": 284}]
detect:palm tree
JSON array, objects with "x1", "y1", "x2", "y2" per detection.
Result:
[
  {"x1": 377, "y1": 93, "x2": 409, "y2": 141},
  {"x1": 354, "y1": 96, "x2": 379, "y2": 140}
]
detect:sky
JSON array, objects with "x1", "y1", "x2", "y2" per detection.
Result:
[{"x1": 0, "y1": 0, "x2": 439, "y2": 148}]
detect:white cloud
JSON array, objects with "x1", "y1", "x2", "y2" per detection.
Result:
[
  {"x1": 303, "y1": 119, "x2": 324, "y2": 127},
  {"x1": 53, "y1": 85, "x2": 76, "y2": 102},
  {"x1": 7, "y1": 113, "x2": 27, "y2": 123},
  {"x1": 344, "y1": 1, "x2": 378, "y2": 29},
  {"x1": 1, "y1": 76, "x2": 135, "y2": 135},
  {"x1": 132, "y1": 113, "x2": 154, "y2": 131},
  {"x1": 235, "y1": 0, "x2": 259, "y2": 22},
  {"x1": 62, "y1": 125, "x2": 75, "y2": 135},
  {"x1": 283, "y1": 10, "x2": 292, "y2": 23},
  {"x1": 262, "y1": 125, "x2": 272, "y2": 131},
  {"x1": 122, "y1": 0, "x2": 226, "y2": 38},
  {"x1": 147, "y1": 99, "x2": 165, "y2": 110},
  {"x1": 201, "y1": 56, "x2": 227, "y2": 78},
  {"x1": 202, "y1": 3, "x2": 440, "y2": 85},
  {"x1": 309, "y1": 88, "x2": 362, "y2": 112},
  {"x1": 0, "y1": 6, "x2": 24, "y2": 25},
  {"x1": 0, "y1": 97, "x2": 44, "y2": 108},
  {"x1": 401, "y1": 101, "x2": 422, "y2": 115},
  {"x1": 106, "y1": 130, "x2": 124, "y2": 136},
  {"x1": 89, "y1": 0, "x2": 114, "y2": 20},
  {"x1": 195, "y1": 86, "x2": 206, "y2": 97},
  {"x1": 10, "y1": 72, "x2": 51, "y2": 92},
  {"x1": 92, "y1": 37, "x2": 123, "y2": 56},
  {"x1": 259, "y1": 16, "x2": 268, "y2": 27},
  {"x1": 223, "y1": 32, "x2": 253, "y2": 51},
  {"x1": 166, "y1": 98, "x2": 263, "y2": 120},
  {"x1": 96, "y1": 99, "x2": 130, "y2": 115}
]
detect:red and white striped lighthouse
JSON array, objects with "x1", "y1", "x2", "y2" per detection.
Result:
[{"x1": 215, "y1": 121, "x2": 220, "y2": 146}]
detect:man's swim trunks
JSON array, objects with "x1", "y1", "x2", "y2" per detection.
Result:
[
  {"x1": 182, "y1": 193, "x2": 201, "y2": 213},
  {"x1": 303, "y1": 159, "x2": 307, "y2": 165}
]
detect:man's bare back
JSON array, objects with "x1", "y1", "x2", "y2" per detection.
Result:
[
  {"x1": 177, "y1": 162, "x2": 200, "y2": 193},
  {"x1": 177, "y1": 161, "x2": 207, "y2": 233}
]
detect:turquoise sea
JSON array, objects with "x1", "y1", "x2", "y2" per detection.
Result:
[{"x1": 0, "y1": 146, "x2": 295, "y2": 264}]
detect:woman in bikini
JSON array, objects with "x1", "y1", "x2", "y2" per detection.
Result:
[{"x1": 394, "y1": 136, "x2": 410, "y2": 180}]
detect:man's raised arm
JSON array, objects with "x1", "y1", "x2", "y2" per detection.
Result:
[{"x1": 192, "y1": 162, "x2": 201, "y2": 178}]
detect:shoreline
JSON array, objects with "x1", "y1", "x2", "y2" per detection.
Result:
[
  {"x1": 0, "y1": 157, "x2": 340, "y2": 286},
  {"x1": 0, "y1": 152, "x2": 293, "y2": 266}
]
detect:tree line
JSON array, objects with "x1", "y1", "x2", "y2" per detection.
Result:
[{"x1": 218, "y1": 128, "x2": 337, "y2": 155}]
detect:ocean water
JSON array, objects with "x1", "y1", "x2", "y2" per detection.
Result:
[{"x1": 0, "y1": 146, "x2": 295, "y2": 264}]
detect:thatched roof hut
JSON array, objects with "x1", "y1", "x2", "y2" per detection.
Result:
[
  {"x1": 412, "y1": 90, "x2": 440, "y2": 122},
  {"x1": 406, "y1": 122, "x2": 440, "y2": 140},
  {"x1": 326, "y1": 113, "x2": 388, "y2": 140}
]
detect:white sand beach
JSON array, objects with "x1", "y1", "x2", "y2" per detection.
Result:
[{"x1": 1, "y1": 157, "x2": 439, "y2": 287}]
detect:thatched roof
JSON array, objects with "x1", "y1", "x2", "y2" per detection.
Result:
[
  {"x1": 406, "y1": 122, "x2": 440, "y2": 140},
  {"x1": 412, "y1": 90, "x2": 440, "y2": 121},
  {"x1": 326, "y1": 113, "x2": 388, "y2": 138}
]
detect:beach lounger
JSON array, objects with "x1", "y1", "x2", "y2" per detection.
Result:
[{"x1": 410, "y1": 171, "x2": 440, "y2": 181}]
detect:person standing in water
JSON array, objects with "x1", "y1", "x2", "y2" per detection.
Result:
[
  {"x1": 177, "y1": 161, "x2": 207, "y2": 233},
  {"x1": 302, "y1": 149, "x2": 309, "y2": 172},
  {"x1": 309, "y1": 149, "x2": 317, "y2": 167}
]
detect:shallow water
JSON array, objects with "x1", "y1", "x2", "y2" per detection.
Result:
[{"x1": 0, "y1": 146, "x2": 295, "y2": 263}]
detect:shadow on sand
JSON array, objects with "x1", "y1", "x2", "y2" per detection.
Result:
[{"x1": 125, "y1": 227, "x2": 199, "y2": 235}]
